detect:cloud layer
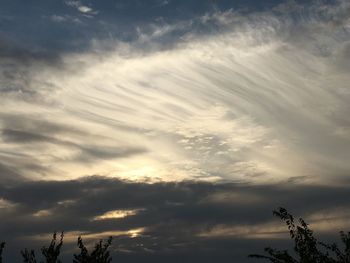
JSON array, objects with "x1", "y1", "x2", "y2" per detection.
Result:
[
  {"x1": 2, "y1": 176, "x2": 350, "y2": 262},
  {"x1": 1, "y1": 0, "x2": 350, "y2": 183}
]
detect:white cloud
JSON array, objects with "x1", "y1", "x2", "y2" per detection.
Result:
[
  {"x1": 93, "y1": 209, "x2": 144, "y2": 220},
  {"x1": 1, "y1": 1, "x2": 350, "y2": 184},
  {"x1": 65, "y1": 0, "x2": 98, "y2": 15}
]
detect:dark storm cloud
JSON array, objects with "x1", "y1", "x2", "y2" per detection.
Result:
[
  {"x1": 3, "y1": 176, "x2": 350, "y2": 223},
  {"x1": 1, "y1": 176, "x2": 350, "y2": 262}
]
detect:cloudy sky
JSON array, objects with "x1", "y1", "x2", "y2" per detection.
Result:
[{"x1": 1, "y1": 0, "x2": 350, "y2": 262}]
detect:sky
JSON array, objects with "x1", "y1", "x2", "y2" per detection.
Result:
[{"x1": 0, "y1": 0, "x2": 350, "y2": 262}]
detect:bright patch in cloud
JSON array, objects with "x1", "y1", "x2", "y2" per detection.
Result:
[
  {"x1": 93, "y1": 209, "x2": 144, "y2": 220},
  {"x1": 65, "y1": 0, "x2": 97, "y2": 15}
]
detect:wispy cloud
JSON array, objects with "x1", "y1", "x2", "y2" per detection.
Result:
[{"x1": 1, "y1": 1, "x2": 350, "y2": 184}]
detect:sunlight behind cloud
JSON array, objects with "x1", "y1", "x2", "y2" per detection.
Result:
[{"x1": 93, "y1": 209, "x2": 144, "y2": 220}]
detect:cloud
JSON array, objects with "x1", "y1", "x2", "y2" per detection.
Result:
[
  {"x1": 0, "y1": 113, "x2": 148, "y2": 180},
  {"x1": 0, "y1": 36, "x2": 62, "y2": 102},
  {"x1": 1, "y1": 176, "x2": 350, "y2": 262},
  {"x1": 0, "y1": 162, "x2": 26, "y2": 184},
  {"x1": 50, "y1": 15, "x2": 67, "y2": 23},
  {"x1": 65, "y1": 0, "x2": 98, "y2": 15},
  {"x1": 1, "y1": 0, "x2": 350, "y2": 183},
  {"x1": 48, "y1": 14, "x2": 82, "y2": 24}
]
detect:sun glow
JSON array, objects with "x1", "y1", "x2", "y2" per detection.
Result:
[{"x1": 93, "y1": 209, "x2": 144, "y2": 220}]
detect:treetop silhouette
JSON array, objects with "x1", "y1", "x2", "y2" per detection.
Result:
[
  {"x1": 0, "y1": 232, "x2": 113, "y2": 263},
  {"x1": 249, "y1": 207, "x2": 350, "y2": 263}
]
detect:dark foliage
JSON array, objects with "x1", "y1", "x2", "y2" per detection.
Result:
[
  {"x1": 41, "y1": 232, "x2": 64, "y2": 263},
  {"x1": 18, "y1": 232, "x2": 113, "y2": 263},
  {"x1": 249, "y1": 207, "x2": 350, "y2": 263},
  {"x1": 0, "y1": 242, "x2": 5, "y2": 263},
  {"x1": 73, "y1": 236, "x2": 113, "y2": 263},
  {"x1": 21, "y1": 232, "x2": 63, "y2": 263},
  {"x1": 21, "y1": 249, "x2": 37, "y2": 263}
]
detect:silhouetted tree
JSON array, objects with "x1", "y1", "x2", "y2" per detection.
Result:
[
  {"x1": 1, "y1": 233, "x2": 115, "y2": 262},
  {"x1": 21, "y1": 249, "x2": 37, "y2": 263},
  {"x1": 21, "y1": 232, "x2": 63, "y2": 263},
  {"x1": 319, "y1": 231, "x2": 350, "y2": 263},
  {"x1": 249, "y1": 207, "x2": 350, "y2": 263},
  {"x1": 73, "y1": 236, "x2": 113, "y2": 263},
  {"x1": 41, "y1": 232, "x2": 64, "y2": 263},
  {"x1": 0, "y1": 242, "x2": 5, "y2": 263}
]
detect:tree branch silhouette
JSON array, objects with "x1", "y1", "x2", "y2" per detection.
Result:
[
  {"x1": 249, "y1": 207, "x2": 350, "y2": 263},
  {"x1": 73, "y1": 236, "x2": 113, "y2": 263},
  {"x1": 0, "y1": 242, "x2": 5, "y2": 263}
]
